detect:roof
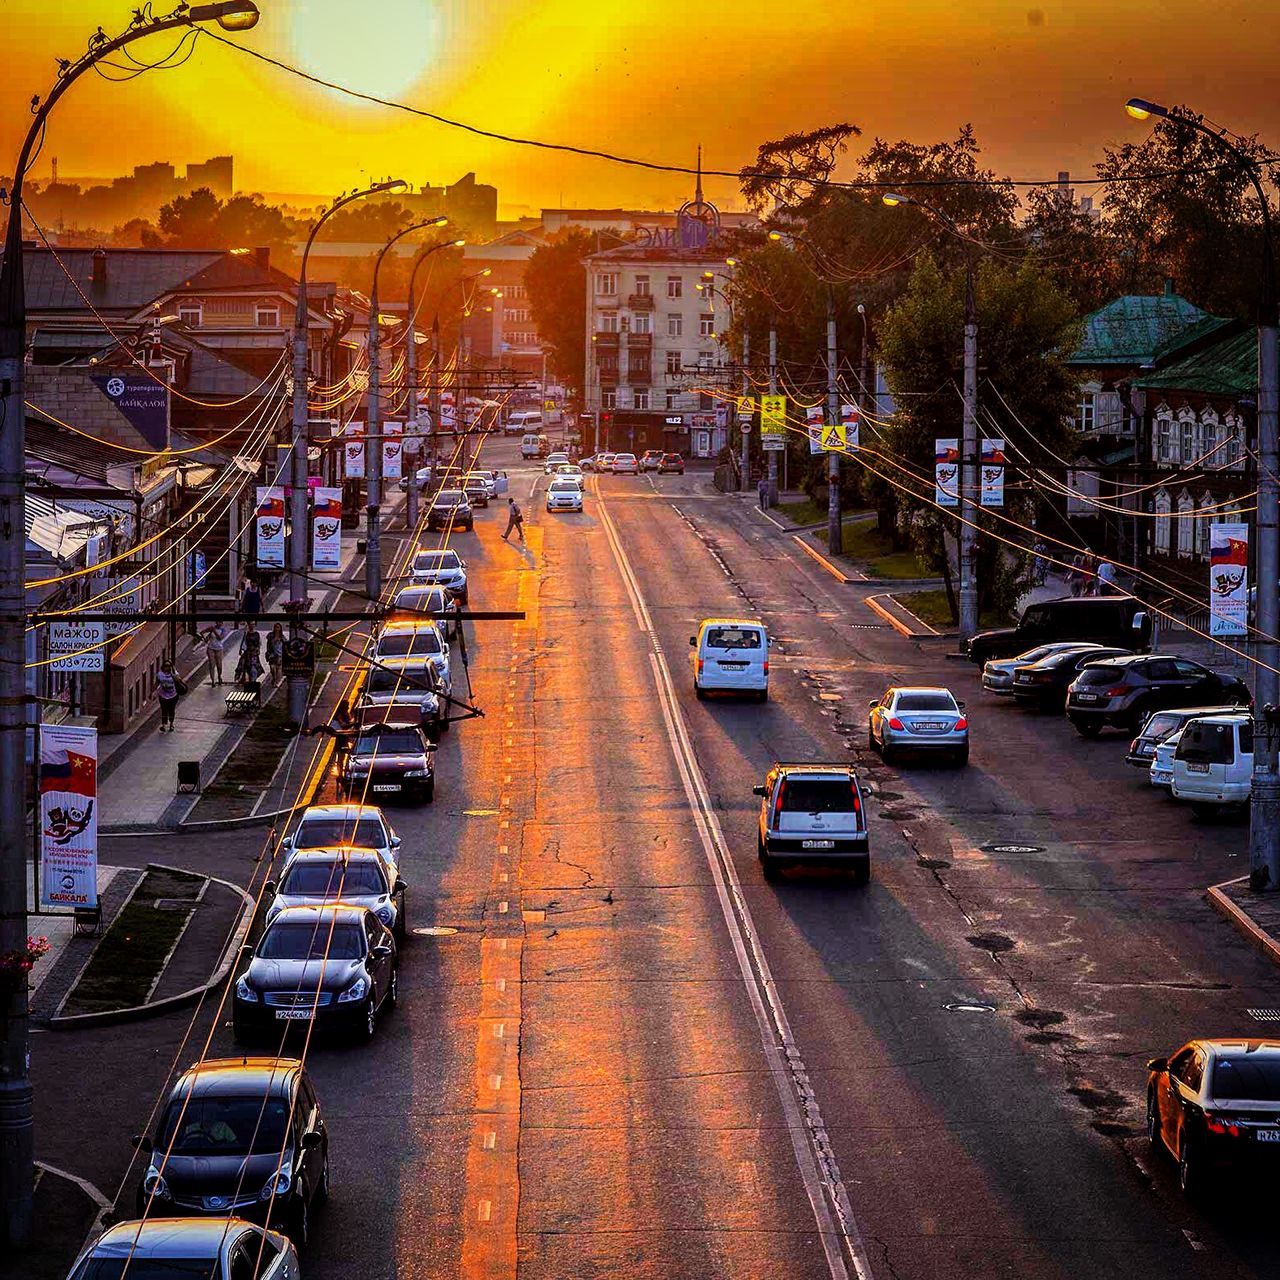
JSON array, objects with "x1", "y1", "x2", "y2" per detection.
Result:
[
  {"x1": 26, "y1": 415, "x2": 125, "y2": 483},
  {"x1": 20, "y1": 248, "x2": 222, "y2": 313},
  {"x1": 269, "y1": 902, "x2": 368, "y2": 925},
  {"x1": 91, "y1": 1218, "x2": 256, "y2": 1257},
  {"x1": 1134, "y1": 327, "x2": 1258, "y2": 398},
  {"x1": 175, "y1": 1057, "x2": 301, "y2": 1099},
  {"x1": 588, "y1": 242, "x2": 731, "y2": 265},
  {"x1": 1069, "y1": 291, "x2": 1223, "y2": 367},
  {"x1": 25, "y1": 493, "x2": 105, "y2": 561},
  {"x1": 299, "y1": 803, "x2": 385, "y2": 818}
]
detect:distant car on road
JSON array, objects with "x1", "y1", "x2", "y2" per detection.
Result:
[
  {"x1": 373, "y1": 620, "x2": 452, "y2": 694},
  {"x1": 611, "y1": 452, "x2": 638, "y2": 474},
  {"x1": 544, "y1": 451, "x2": 571, "y2": 474},
  {"x1": 409, "y1": 548, "x2": 468, "y2": 601},
  {"x1": 657, "y1": 452, "x2": 685, "y2": 474},
  {"x1": 359, "y1": 657, "x2": 448, "y2": 740},
  {"x1": 390, "y1": 583, "x2": 463, "y2": 642},
  {"x1": 425, "y1": 488, "x2": 473, "y2": 532},
  {"x1": 753, "y1": 763, "x2": 869, "y2": 884},
  {"x1": 69, "y1": 1217, "x2": 300, "y2": 1280},
  {"x1": 1146, "y1": 1039, "x2": 1280, "y2": 1196},
  {"x1": 1127, "y1": 704, "x2": 1247, "y2": 770},
  {"x1": 965, "y1": 595, "x2": 1152, "y2": 666},
  {"x1": 462, "y1": 473, "x2": 493, "y2": 507},
  {"x1": 1148, "y1": 727, "x2": 1184, "y2": 789},
  {"x1": 868, "y1": 686, "x2": 968, "y2": 766},
  {"x1": 1170, "y1": 712, "x2": 1254, "y2": 815},
  {"x1": 339, "y1": 721, "x2": 436, "y2": 804},
  {"x1": 1066, "y1": 654, "x2": 1250, "y2": 736},
  {"x1": 691, "y1": 618, "x2": 769, "y2": 701},
  {"x1": 284, "y1": 803, "x2": 401, "y2": 875},
  {"x1": 639, "y1": 449, "x2": 664, "y2": 472}
]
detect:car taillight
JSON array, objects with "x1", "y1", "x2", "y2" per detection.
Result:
[
  {"x1": 850, "y1": 783, "x2": 861, "y2": 813},
  {"x1": 953, "y1": 718, "x2": 968, "y2": 731},
  {"x1": 1105, "y1": 685, "x2": 1129, "y2": 698},
  {"x1": 773, "y1": 783, "x2": 785, "y2": 830},
  {"x1": 763, "y1": 660, "x2": 769, "y2": 676},
  {"x1": 887, "y1": 717, "x2": 905, "y2": 731},
  {"x1": 1205, "y1": 1114, "x2": 1241, "y2": 1138},
  {"x1": 697, "y1": 659, "x2": 704, "y2": 677}
]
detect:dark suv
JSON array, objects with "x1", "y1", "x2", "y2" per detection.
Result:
[
  {"x1": 134, "y1": 1056, "x2": 328, "y2": 1246},
  {"x1": 1066, "y1": 654, "x2": 1251, "y2": 736},
  {"x1": 426, "y1": 488, "x2": 473, "y2": 532},
  {"x1": 967, "y1": 596, "x2": 1151, "y2": 666}
]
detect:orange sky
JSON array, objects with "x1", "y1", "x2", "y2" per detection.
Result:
[{"x1": 4, "y1": 1, "x2": 1279, "y2": 219}]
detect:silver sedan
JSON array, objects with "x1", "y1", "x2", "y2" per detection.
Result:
[{"x1": 868, "y1": 686, "x2": 969, "y2": 766}]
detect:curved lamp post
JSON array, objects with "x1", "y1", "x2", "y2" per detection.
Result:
[
  {"x1": 700, "y1": 263, "x2": 753, "y2": 494},
  {"x1": 0, "y1": 1, "x2": 261, "y2": 1245},
  {"x1": 1127, "y1": 97, "x2": 1280, "y2": 889},
  {"x1": 450, "y1": 269, "x2": 492, "y2": 469}
]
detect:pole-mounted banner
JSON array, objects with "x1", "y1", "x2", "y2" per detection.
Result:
[
  {"x1": 935, "y1": 438, "x2": 959, "y2": 507},
  {"x1": 343, "y1": 421, "x2": 366, "y2": 479},
  {"x1": 1209, "y1": 522, "x2": 1249, "y2": 636},
  {"x1": 312, "y1": 487, "x2": 343, "y2": 570},
  {"x1": 38, "y1": 724, "x2": 98, "y2": 911},
  {"x1": 980, "y1": 437, "x2": 1005, "y2": 507},
  {"x1": 382, "y1": 421, "x2": 404, "y2": 481},
  {"x1": 805, "y1": 405, "x2": 824, "y2": 455},
  {"x1": 840, "y1": 402, "x2": 860, "y2": 452},
  {"x1": 255, "y1": 485, "x2": 285, "y2": 568}
]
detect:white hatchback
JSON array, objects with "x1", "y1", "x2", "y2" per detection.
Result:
[
  {"x1": 1170, "y1": 713, "x2": 1253, "y2": 814},
  {"x1": 546, "y1": 478, "x2": 584, "y2": 512},
  {"x1": 691, "y1": 618, "x2": 769, "y2": 700}
]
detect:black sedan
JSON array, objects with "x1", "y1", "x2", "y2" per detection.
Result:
[
  {"x1": 426, "y1": 488, "x2": 473, "y2": 532},
  {"x1": 1010, "y1": 645, "x2": 1130, "y2": 711},
  {"x1": 133, "y1": 1055, "x2": 328, "y2": 1246},
  {"x1": 1147, "y1": 1039, "x2": 1280, "y2": 1196},
  {"x1": 233, "y1": 903, "x2": 398, "y2": 1044},
  {"x1": 339, "y1": 722, "x2": 435, "y2": 803}
]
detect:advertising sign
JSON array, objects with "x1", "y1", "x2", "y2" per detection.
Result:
[
  {"x1": 343, "y1": 421, "x2": 366, "y2": 479},
  {"x1": 980, "y1": 438, "x2": 1006, "y2": 507},
  {"x1": 91, "y1": 373, "x2": 170, "y2": 450},
  {"x1": 760, "y1": 394, "x2": 787, "y2": 451},
  {"x1": 48, "y1": 621, "x2": 106, "y2": 673},
  {"x1": 839, "y1": 402, "x2": 860, "y2": 452},
  {"x1": 382, "y1": 421, "x2": 404, "y2": 481},
  {"x1": 805, "y1": 405, "x2": 825, "y2": 455},
  {"x1": 1209, "y1": 522, "x2": 1249, "y2": 637},
  {"x1": 255, "y1": 486, "x2": 286, "y2": 568},
  {"x1": 312, "y1": 487, "x2": 343, "y2": 570},
  {"x1": 87, "y1": 577, "x2": 142, "y2": 638},
  {"x1": 39, "y1": 723, "x2": 99, "y2": 909},
  {"x1": 935, "y1": 438, "x2": 959, "y2": 507}
]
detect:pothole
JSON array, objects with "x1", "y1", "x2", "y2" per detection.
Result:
[
  {"x1": 1025, "y1": 1030, "x2": 1078, "y2": 1046},
  {"x1": 1015, "y1": 1007, "x2": 1067, "y2": 1029},
  {"x1": 876, "y1": 791, "x2": 905, "y2": 802},
  {"x1": 917, "y1": 855, "x2": 950, "y2": 870},
  {"x1": 966, "y1": 931, "x2": 1016, "y2": 954},
  {"x1": 1069, "y1": 1084, "x2": 1127, "y2": 1113},
  {"x1": 881, "y1": 808, "x2": 919, "y2": 821}
]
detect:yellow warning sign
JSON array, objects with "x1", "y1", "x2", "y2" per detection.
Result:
[{"x1": 820, "y1": 423, "x2": 846, "y2": 451}]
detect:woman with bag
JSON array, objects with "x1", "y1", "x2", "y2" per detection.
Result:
[
  {"x1": 266, "y1": 623, "x2": 285, "y2": 684},
  {"x1": 156, "y1": 658, "x2": 184, "y2": 732}
]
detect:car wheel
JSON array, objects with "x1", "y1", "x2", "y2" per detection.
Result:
[
  {"x1": 423, "y1": 776, "x2": 435, "y2": 804},
  {"x1": 1178, "y1": 1132, "x2": 1203, "y2": 1197},
  {"x1": 359, "y1": 996, "x2": 377, "y2": 1043},
  {"x1": 1071, "y1": 717, "x2": 1102, "y2": 738},
  {"x1": 1146, "y1": 1089, "x2": 1161, "y2": 1153},
  {"x1": 881, "y1": 743, "x2": 896, "y2": 766},
  {"x1": 695, "y1": 685, "x2": 706, "y2": 701},
  {"x1": 757, "y1": 688, "x2": 769, "y2": 703},
  {"x1": 1190, "y1": 802, "x2": 1219, "y2": 821},
  {"x1": 289, "y1": 1195, "x2": 309, "y2": 1248},
  {"x1": 760, "y1": 856, "x2": 781, "y2": 883}
]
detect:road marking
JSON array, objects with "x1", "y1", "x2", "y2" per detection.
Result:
[
  {"x1": 499, "y1": 844, "x2": 508, "y2": 855},
  {"x1": 484, "y1": 1131, "x2": 497, "y2": 1150},
  {"x1": 494, "y1": 1022, "x2": 505, "y2": 1039},
  {"x1": 478, "y1": 1199, "x2": 492, "y2": 1223},
  {"x1": 489, "y1": 1073, "x2": 503, "y2": 1091},
  {"x1": 791, "y1": 534, "x2": 854, "y2": 583},
  {"x1": 865, "y1": 592, "x2": 939, "y2": 637},
  {"x1": 498, "y1": 871, "x2": 509, "y2": 883},
  {"x1": 597, "y1": 491, "x2": 872, "y2": 1280},
  {"x1": 498, "y1": 900, "x2": 509, "y2": 914}
]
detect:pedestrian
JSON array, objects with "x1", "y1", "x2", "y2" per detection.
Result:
[
  {"x1": 1068, "y1": 552, "x2": 1086, "y2": 597},
  {"x1": 502, "y1": 497, "x2": 525, "y2": 543},
  {"x1": 1031, "y1": 540, "x2": 1048, "y2": 587},
  {"x1": 156, "y1": 657, "x2": 183, "y2": 732},
  {"x1": 237, "y1": 623, "x2": 263, "y2": 688},
  {"x1": 1096, "y1": 557, "x2": 1118, "y2": 594},
  {"x1": 757, "y1": 474, "x2": 769, "y2": 510},
  {"x1": 266, "y1": 623, "x2": 285, "y2": 683},
  {"x1": 200, "y1": 620, "x2": 227, "y2": 686},
  {"x1": 239, "y1": 573, "x2": 262, "y2": 626},
  {"x1": 1083, "y1": 551, "x2": 1100, "y2": 595}
]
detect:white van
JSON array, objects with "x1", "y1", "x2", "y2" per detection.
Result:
[
  {"x1": 1170, "y1": 713, "x2": 1253, "y2": 815},
  {"x1": 691, "y1": 618, "x2": 769, "y2": 701},
  {"x1": 521, "y1": 432, "x2": 549, "y2": 460},
  {"x1": 507, "y1": 410, "x2": 544, "y2": 437}
]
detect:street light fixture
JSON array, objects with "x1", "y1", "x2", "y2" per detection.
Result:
[
  {"x1": 189, "y1": 1, "x2": 262, "y2": 29},
  {"x1": 1124, "y1": 98, "x2": 1167, "y2": 122}
]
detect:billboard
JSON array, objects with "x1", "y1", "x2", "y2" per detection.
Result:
[
  {"x1": 805, "y1": 405, "x2": 824, "y2": 455},
  {"x1": 48, "y1": 621, "x2": 106, "y2": 673},
  {"x1": 39, "y1": 723, "x2": 99, "y2": 909},
  {"x1": 839, "y1": 403, "x2": 860, "y2": 452},
  {"x1": 382, "y1": 421, "x2": 404, "y2": 481},
  {"x1": 760, "y1": 394, "x2": 787, "y2": 451}
]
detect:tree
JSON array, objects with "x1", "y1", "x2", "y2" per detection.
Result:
[
  {"x1": 156, "y1": 188, "x2": 296, "y2": 255},
  {"x1": 879, "y1": 254, "x2": 1082, "y2": 619},
  {"x1": 739, "y1": 124, "x2": 860, "y2": 213},
  {"x1": 1021, "y1": 184, "x2": 1121, "y2": 315},
  {"x1": 321, "y1": 200, "x2": 414, "y2": 244},
  {"x1": 157, "y1": 187, "x2": 222, "y2": 245},
  {"x1": 110, "y1": 217, "x2": 162, "y2": 248}
]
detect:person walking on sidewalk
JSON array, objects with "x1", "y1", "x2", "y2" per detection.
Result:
[
  {"x1": 156, "y1": 658, "x2": 182, "y2": 732},
  {"x1": 757, "y1": 475, "x2": 769, "y2": 510},
  {"x1": 237, "y1": 623, "x2": 263, "y2": 688},
  {"x1": 200, "y1": 620, "x2": 227, "y2": 686},
  {"x1": 238, "y1": 572, "x2": 262, "y2": 628},
  {"x1": 502, "y1": 497, "x2": 525, "y2": 543},
  {"x1": 266, "y1": 622, "x2": 285, "y2": 683}
]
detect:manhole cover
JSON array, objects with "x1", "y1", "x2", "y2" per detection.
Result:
[
  {"x1": 413, "y1": 926, "x2": 459, "y2": 937},
  {"x1": 1247, "y1": 1008, "x2": 1280, "y2": 1022},
  {"x1": 944, "y1": 1001, "x2": 996, "y2": 1013},
  {"x1": 980, "y1": 843, "x2": 1045, "y2": 855}
]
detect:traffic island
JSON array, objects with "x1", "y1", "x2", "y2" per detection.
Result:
[{"x1": 1208, "y1": 875, "x2": 1280, "y2": 968}]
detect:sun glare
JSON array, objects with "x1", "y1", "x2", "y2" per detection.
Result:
[{"x1": 291, "y1": 0, "x2": 439, "y2": 101}]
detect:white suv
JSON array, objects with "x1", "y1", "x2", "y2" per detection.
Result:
[{"x1": 753, "y1": 764, "x2": 869, "y2": 884}]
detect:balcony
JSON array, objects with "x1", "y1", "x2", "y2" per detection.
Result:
[
  {"x1": 626, "y1": 365, "x2": 652, "y2": 386},
  {"x1": 628, "y1": 293, "x2": 655, "y2": 310},
  {"x1": 626, "y1": 331, "x2": 652, "y2": 348},
  {"x1": 593, "y1": 330, "x2": 619, "y2": 347}
]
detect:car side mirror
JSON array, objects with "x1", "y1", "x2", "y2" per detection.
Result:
[
  {"x1": 689, "y1": 636, "x2": 697, "y2": 647},
  {"x1": 868, "y1": 699, "x2": 879, "y2": 709},
  {"x1": 240, "y1": 944, "x2": 254, "y2": 963},
  {"x1": 131, "y1": 1134, "x2": 153, "y2": 1153},
  {"x1": 956, "y1": 701, "x2": 966, "y2": 710},
  {"x1": 1146, "y1": 1057, "x2": 1168, "y2": 1073},
  {"x1": 372, "y1": 943, "x2": 393, "y2": 960},
  {"x1": 394, "y1": 877, "x2": 407, "y2": 894},
  {"x1": 390, "y1": 835, "x2": 402, "y2": 849},
  {"x1": 264, "y1": 880, "x2": 276, "y2": 896},
  {"x1": 1132, "y1": 611, "x2": 1148, "y2": 630},
  {"x1": 752, "y1": 784, "x2": 767, "y2": 796},
  {"x1": 300, "y1": 1130, "x2": 322, "y2": 1150}
]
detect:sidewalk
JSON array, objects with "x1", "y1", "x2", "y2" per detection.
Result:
[{"x1": 1208, "y1": 877, "x2": 1280, "y2": 971}]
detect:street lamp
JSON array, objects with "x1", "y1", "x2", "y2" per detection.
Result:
[
  {"x1": 365, "y1": 217, "x2": 449, "y2": 599},
  {"x1": 451, "y1": 268, "x2": 492, "y2": 468},
  {"x1": 0, "y1": 1, "x2": 261, "y2": 1246},
  {"x1": 700, "y1": 267, "x2": 751, "y2": 492},
  {"x1": 882, "y1": 191, "x2": 980, "y2": 645},
  {"x1": 1125, "y1": 97, "x2": 1280, "y2": 890}
]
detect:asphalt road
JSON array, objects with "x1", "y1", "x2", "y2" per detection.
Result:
[{"x1": 22, "y1": 438, "x2": 1280, "y2": 1280}]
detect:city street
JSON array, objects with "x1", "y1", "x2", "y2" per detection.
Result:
[{"x1": 27, "y1": 439, "x2": 1279, "y2": 1280}]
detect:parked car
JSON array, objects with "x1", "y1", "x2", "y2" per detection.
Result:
[
  {"x1": 425, "y1": 488, "x2": 473, "y2": 532},
  {"x1": 1010, "y1": 645, "x2": 1131, "y2": 711},
  {"x1": 1127, "y1": 704, "x2": 1248, "y2": 770},
  {"x1": 1146, "y1": 1039, "x2": 1280, "y2": 1195},
  {"x1": 409, "y1": 548, "x2": 468, "y2": 601},
  {"x1": 690, "y1": 618, "x2": 769, "y2": 701},
  {"x1": 981, "y1": 641, "x2": 1100, "y2": 695},
  {"x1": 546, "y1": 478, "x2": 585, "y2": 512},
  {"x1": 373, "y1": 620, "x2": 452, "y2": 694},
  {"x1": 611, "y1": 452, "x2": 639, "y2": 474},
  {"x1": 868, "y1": 686, "x2": 968, "y2": 765},
  {"x1": 233, "y1": 904, "x2": 398, "y2": 1045},
  {"x1": 543, "y1": 451, "x2": 571, "y2": 474},
  {"x1": 1171, "y1": 713, "x2": 1254, "y2": 815},
  {"x1": 267, "y1": 847, "x2": 406, "y2": 942},
  {"x1": 1066, "y1": 654, "x2": 1250, "y2": 736},
  {"x1": 639, "y1": 449, "x2": 664, "y2": 472},
  {"x1": 596, "y1": 453, "x2": 616, "y2": 472},
  {"x1": 390, "y1": 583, "x2": 462, "y2": 642},
  {"x1": 359, "y1": 658, "x2": 448, "y2": 739},
  {"x1": 339, "y1": 722, "x2": 435, "y2": 804},
  {"x1": 462, "y1": 473, "x2": 492, "y2": 507},
  {"x1": 966, "y1": 595, "x2": 1152, "y2": 666},
  {"x1": 69, "y1": 1217, "x2": 299, "y2": 1280},
  {"x1": 658, "y1": 452, "x2": 685, "y2": 474},
  {"x1": 1149, "y1": 727, "x2": 1184, "y2": 789},
  {"x1": 753, "y1": 763, "x2": 869, "y2": 884},
  {"x1": 133, "y1": 1057, "x2": 327, "y2": 1243},
  {"x1": 283, "y1": 803, "x2": 401, "y2": 875}
]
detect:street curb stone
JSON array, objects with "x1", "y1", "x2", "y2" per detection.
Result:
[{"x1": 1207, "y1": 875, "x2": 1280, "y2": 967}]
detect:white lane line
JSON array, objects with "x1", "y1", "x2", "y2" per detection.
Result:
[
  {"x1": 493, "y1": 1023, "x2": 506, "y2": 1039},
  {"x1": 489, "y1": 1073, "x2": 503, "y2": 1091},
  {"x1": 597, "y1": 492, "x2": 871, "y2": 1280},
  {"x1": 498, "y1": 900, "x2": 509, "y2": 914},
  {"x1": 483, "y1": 1131, "x2": 498, "y2": 1150},
  {"x1": 478, "y1": 1199, "x2": 493, "y2": 1223}
]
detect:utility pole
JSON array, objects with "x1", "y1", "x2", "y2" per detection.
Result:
[
  {"x1": 825, "y1": 286, "x2": 842, "y2": 556},
  {"x1": 740, "y1": 330, "x2": 751, "y2": 493},
  {"x1": 959, "y1": 259, "x2": 979, "y2": 642},
  {"x1": 365, "y1": 294, "x2": 383, "y2": 601},
  {"x1": 404, "y1": 309, "x2": 421, "y2": 536},
  {"x1": 768, "y1": 320, "x2": 779, "y2": 505},
  {"x1": 430, "y1": 317, "x2": 442, "y2": 473},
  {"x1": 287, "y1": 303, "x2": 310, "y2": 724}
]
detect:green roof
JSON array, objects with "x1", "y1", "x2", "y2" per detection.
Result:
[
  {"x1": 1134, "y1": 327, "x2": 1257, "y2": 398},
  {"x1": 1070, "y1": 291, "x2": 1221, "y2": 366}
]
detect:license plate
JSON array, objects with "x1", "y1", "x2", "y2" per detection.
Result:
[
  {"x1": 1256, "y1": 1129, "x2": 1280, "y2": 1142},
  {"x1": 1187, "y1": 762, "x2": 1210, "y2": 774},
  {"x1": 275, "y1": 1009, "x2": 313, "y2": 1020},
  {"x1": 1075, "y1": 693, "x2": 1098, "y2": 702},
  {"x1": 802, "y1": 839, "x2": 836, "y2": 849},
  {"x1": 720, "y1": 662, "x2": 746, "y2": 670},
  {"x1": 373, "y1": 784, "x2": 401, "y2": 793},
  {"x1": 917, "y1": 722, "x2": 944, "y2": 731}
]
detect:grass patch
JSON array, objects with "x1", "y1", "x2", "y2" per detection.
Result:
[
  {"x1": 204, "y1": 681, "x2": 292, "y2": 796},
  {"x1": 775, "y1": 498, "x2": 827, "y2": 526},
  {"x1": 831, "y1": 518, "x2": 929, "y2": 579},
  {"x1": 64, "y1": 867, "x2": 203, "y2": 1014},
  {"x1": 894, "y1": 588, "x2": 1011, "y2": 630}
]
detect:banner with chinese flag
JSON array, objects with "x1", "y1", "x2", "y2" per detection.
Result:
[
  {"x1": 255, "y1": 485, "x2": 285, "y2": 568},
  {"x1": 312, "y1": 487, "x2": 343, "y2": 570},
  {"x1": 39, "y1": 724, "x2": 98, "y2": 909}
]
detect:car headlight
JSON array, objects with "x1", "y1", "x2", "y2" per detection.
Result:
[
  {"x1": 260, "y1": 1166, "x2": 292, "y2": 1201},
  {"x1": 337, "y1": 976, "x2": 368, "y2": 1004},
  {"x1": 143, "y1": 1167, "x2": 171, "y2": 1200},
  {"x1": 235, "y1": 975, "x2": 258, "y2": 1003},
  {"x1": 403, "y1": 768, "x2": 427, "y2": 778}
]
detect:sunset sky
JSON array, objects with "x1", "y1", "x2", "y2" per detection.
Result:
[{"x1": 4, "y1": 1, "x2": 1279, "y2": 218}]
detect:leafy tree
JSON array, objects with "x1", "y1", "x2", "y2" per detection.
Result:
[
  {"x1": 157, "y1": 187, "x2": 222, "y2": 245},
  {"x1": 157, "y1": 188, "x2": 296, "y2": 255},
  {"x1": 111, "y1": 217, "x2": 162, "y2": 248},
  {"x1": 739, "y1": 124, "x2": 860, "y2": 213},
  {"x1": 1021, "y1": 184, "x2": 1121, "y2": 314},
  {"x1": 321, "y1": 200, "x2": 415, "y2": 244}
]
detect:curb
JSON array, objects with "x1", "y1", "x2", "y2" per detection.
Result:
[
  {"x1": 791, "y1": 535, "x2": 853, "y2": 584},
  {"x1": 36, "y1": 1159, "x2": 114, "y2": 1258},
  {"x1": 179, "y1": 736, "x2": 336, "y2": 831},
  {"x1": 1207, "y1": 875, "x2": 1280, "y2": 967},
  {"x1": 866, "y1": 592, "x2": 941, "y2": 638},
  {"x1": 49, "y1": 864, "x2": 255, "y2": 1030}
]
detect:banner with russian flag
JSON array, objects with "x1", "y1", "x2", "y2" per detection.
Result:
[
  {"x1": 312, "y1": 487, "x2": 343, "y2": 571},
  {"x1": 382, "y1": 421, "x2": 404, "y2": 481},
  {"x1": 255, "y1": 485, "x2": 286, "y2": 568},
  {"x1": 343, "y1": 421, "x2": 365, "y2": 479},
  {"x1": 935, "y1": 438, "x2": 959, "y2": 507},
  {"x1": 981, "y1": 437, "x2": 1006, "y2": 507},
  {"x1": 39, "y1": 724, "x2": 99, "y2": 909},
  {"x1": 805, "y1": 405, "x2": 824, "y2": 455},
  {"x1": 1209, "y1": 522, "x2": 1249, "y2": 637},
  {"x1": 840, "y1": 402, "x2": 861, "y2": 452}
]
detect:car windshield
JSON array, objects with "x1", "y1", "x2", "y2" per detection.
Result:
[
  {"x1": 1077, "y1": 665, "x2": 1124, "y2": 687},
  {"x1": 379, "y1": 630, "x2": 442, "y2": 657},
  {"x1": 158, "y1": 1095, "x2": 290, "y2": 1156},
  {"x1": 294, "y1": 818, "x2": 386, "y2": 849},
  {"x1": 354, "y1": 730, "x2": 423, "y2": 756},
  {"x1": 895, "y1": 692, "x2": 957, "y2": 712},
  {"x1": 549, "y1": 482, "x2": 578, "y2": 493},
  {"x1": 1212, "y1": 1056, "x2": 1280, "y2": 1100},
  {"x1": 705, "y1": 627, "x2": 762, "y2": 650},
  {"x1": 1014, "y1": 644, "x2": 1063, "y2": 663},
  {"x1": 367, "y1": 666, "x2": 435, "y2": 694},
  {"x1": 1144, "y1": 711, "x2": 1185, "y2": 739},
  {"x1": 281, "y1": 859, "x2": 387, "y2": 897},
  {"x1": 433, "y1": 491, "x2": 465, "y2": 506},
  {"x1": 780, "y1": 779, "x2": 856, "y2": 813},
  {"x1": 414, "y1": 551, "x2": 461, "y2": 571},
  {"x1": 663, "y1": 454, "x2": 681, "y2": 461},
  {"x1": 73, "y1": 1259, "x2": 223, "y2": 1279},
  {"x1": 258, "y1": 920, "x2": 365, "y2": 961}
]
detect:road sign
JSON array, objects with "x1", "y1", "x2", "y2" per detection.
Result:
[
  {"x1": 48, "y1": 621, "x2": 105, "y2": 672},
  {"x1": 761, "y1": 437, "x2": 786, "y2": 451},
  {"x1": 736, "y1": 395, "x2": 755, "y2": 420},
  {"x1": 820, "y1": 423, "x2": 846, "y2": 451}
]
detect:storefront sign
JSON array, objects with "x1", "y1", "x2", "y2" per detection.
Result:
[
  {"x1": 312, "y1": 487, "x2": 343, "y2": 570},
  {"x1": 1209, "y1": 523, "x2": 1249, "y2": 636},
  {"x1": 935, "y1": 439, "x2": 959, "y2": 507},
  {"x1": 87, "y1": 577, "x2": 142, "y2": 638},
  {"x1": 255, "y1": 485, "x2": 286, "y2": 568},
  {"x1": 343, "y1": 421, "x2": 366, "y2": 479},
  {"x1": 39, "y1": 723, "x2": 99, "y2": 909},
  {"x1": 980, "y1": 438, "x2": 1006, "y2": 507},
  {"x1": 91, "y1": 374, "x2": 170, "y2": 450},
  {"x1": 48, "y1": 621, "x2": 106, "y2": 672}
]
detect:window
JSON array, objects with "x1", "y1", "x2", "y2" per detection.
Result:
[
  {"x1": 177, "y1": 301, "x2": 202, "y2": 327},
  {"x1": 599, "y1": 312, "x2": 619, "y2": 334},
  {"x1": 596, "y1": 272, "x2": 617, "y2": 296},
  {"x1": 666, "y1": 275, "x2": 683, "y2": 299},
  {"x1": 634, "y1": 274, "x2": 651, "y2": 297},
  {"x1": 666, "y1": 391, "x2": 680, "y2": 411},
  {"x1": 1176, "y1": 489, "x2": 1195, "y2": 558},
  {"x1": 1196, "y1": 492, "x2": 1213, "y2": 560},
  {"x1": 597, "y1": 352, "x2": 618, "y2": 377},
  {"x1": 667, "y1": 313, "x2": 683, "y2": 338},
  {"x1": 504, "y1": 283, "x2": 526, "y2": 300},
  {"x1": 602, "y1": 389, "x2": 617, "y2": 411},
  {"x1": 1154, "y1": 488, "x2": 1171, "y2": 555},
  {"x1": 634, "y1": 389, "x2": 650, "y2": 410},
  {"x1": 1154, "y1": 412, "x2": 1175, "y2": 464},
  {"x1": 1179, "y1": 412, "x2": 1195, "y2": 464},
  {"x1": 255, "y1": 305, "x2": 280, "y2": 328},
  {"x1": 1077, "y1": 391, "x2": 1096, "y2": 433},
  {"x1": 699, "y1": 279, "x2": 715, "y2": 302},
  {"x1": 632, "y1": 312, "x2": 652, "y2": 335},
  {"x1": 506, "y1": 307, "x2": 531, "y2": 323},
  {"x1": 229, "y1": 1241, "x2": 259, "y2": 1280},
  {"x1": 699, "y1": 314, "x2": 715, "y2": 338},
  {"x1": 665, "y1": 351, "x2": 682, "y2": 375}
]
